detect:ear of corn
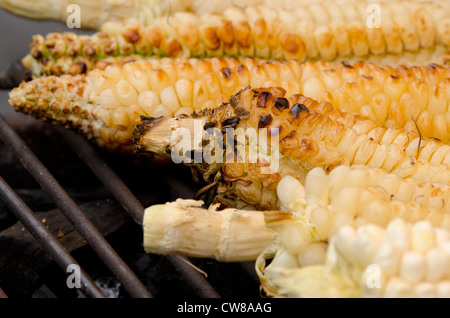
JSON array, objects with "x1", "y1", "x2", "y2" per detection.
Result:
[
  {"x1": 5, "y1": 0, "x2": 440, "y2": 30},
  {"x1": 141, "y1": 165, "x2": 450, "y2": 297},
  {"x1": 9, "y1": 57, "x2": 268, "y2": 154},
  {"x1": 11, "y1": 58, "x2": 450, "y2": 151},
  {"x1": 23, "y1": 0, "x2": 450, "y2": 76},
  {"x1": 258, "y1": 218, "x2": 450, "y2": 298},
  {"x1": 259, "y1": 166, "x2": 450, "y2": 298},
  {"x1": 134, "y1": 86, "x2": 450, "y2": 209}
]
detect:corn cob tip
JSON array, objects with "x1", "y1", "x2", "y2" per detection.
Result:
[{"x1": 133, "y1": 115, "x2": 172, "y2": 154}]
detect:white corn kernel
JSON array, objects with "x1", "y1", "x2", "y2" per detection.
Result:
[
  {"x1": 175, "y1": 79, "x2": 194, "y2": 109},
  {"x1": 383, "y1": 278, "x2": 415, "y2": 298},
  {"x1": 297, "y1": 242, "x2": 328, "y2": 267},
  {"x1": 309, "y1": 207, "x2": 332, "y2": 241},
  {"x1": 330, "y1": 187, "x2": 360, "y2": 219},
  {"x1": 385, "y1": 219, "x2": 410, "y2": 252},
  {"x1": 160, "y1": 86, "x2": 181, "y2": 113},
  {"x1": 414, "y1": 282, "x2": 436, "y2": 298},
  {"x1": 362, "y1": 199, "x2": 391, "y2": 227},
  {"x1": 151, "y1": 104, "x2": 173, "y2": 118},
  {"x1": 138, "y1": 90, "x2": 160, "y2": 116},
  {"x1": 334, "y1": 225, "x2": 357, "y2": 261},
  {"x1": 279, "y1": 223, "x2": 310, "y2": 256},
  {"x1": 98, "y1": 88, "x2": 122, "y2": 109},
  {"x1": 276, "y1": 175, "x2": 306, "y2": 211},
  {"x1": 174, "y1": 107, "x2": 194, "y2": 117},
  {"x1": 400, "y1": 251, "x2": 426, "y2": 284},
  {"x1": 305, "y1": 167, "x2": 329, "y2": 207},
  {"x1": 373, "y1": 241, "x2": 400, "y2": 277},
  {"x1": 437, "y1": 281, "x2": 450, "y2": 298},
  {"x1": 426, "y1": 248, "x2": 448, "y2": 282},
  {"x1": 411, "y1": 221, "x2": 436, "y2": 252}
]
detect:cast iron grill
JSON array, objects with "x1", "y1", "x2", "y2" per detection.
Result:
[{"x1": 0, "y1": 110, "x2": 261, "y2": 298}]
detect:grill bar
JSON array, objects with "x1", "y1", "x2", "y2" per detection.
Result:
[
  {"x1": 0, "y1": 115, "x2": 152, "y2": 298},
  {"x1": 58, "y1": 128, "x2": 222, "y2": 298},
  {"x1": 0, "y1": 287, "x2": 8, "y2": 298},
  {"x1": 0, "y1": 175, "x2": 106, "y2": 298},
  {"x1": 57, "y1": 127, "x2": 144, "y2": 225}
]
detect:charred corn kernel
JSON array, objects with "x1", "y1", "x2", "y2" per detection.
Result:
[{"x1": 22, "y1": 1, "x2": 450, "y2": 77}]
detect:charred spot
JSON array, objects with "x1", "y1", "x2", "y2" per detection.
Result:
[
  {"x1": 390, "y1": 74, "x2": 400, "y2": 79},
  {"x1": 257, "y1": 91, "x2": 271, "y2": 108},
  {"x1": 362, "y1": 75, "x2": 372, "y2": 80},
  {"x1": 203, "y1": 122, "x2": 217, "y2": 130},
  {"x1": 220, "y1": 67, "x2": 232, "y2": 79},
  {"x1": 221, "y1": 116, "x2": 241, "y2": 129},
  {"x1": 281, "y1": 131, "x2": 295, "y2": 141},
  {"x1": 289, "y1": 103, "x2": 308, "y2": 118},
  {"x1": 235, "y1": 64, "x2": 244, "y2": 74},
  {"x1": 274, "y1": 97, "x2": 289, "y2": 111},
  {"x1": 342, "y1": 61, "x2": 353, "y2": 68},
  {"x1": 123, "y1": 29, "x2": 141, "y2": 44},
  {"x1": 428, "y1": 63, "x2": 438, "y2": 70},
  {"x1": 31, "y1": 50, "x2": 43, "y2": 59},
  {"x1": 23, "y1": 70, "x2": 32, "y2": 82},
  {"x1": 71, "y1": 61, "x2": 87, "y2": 75},
  {"x1": 258, "y1": 114, "x2": 273, "y2": 129}
]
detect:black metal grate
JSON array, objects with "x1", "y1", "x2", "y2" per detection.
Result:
[{"x1": 0, "y1": 112, "x2": 260, "y2": 298}]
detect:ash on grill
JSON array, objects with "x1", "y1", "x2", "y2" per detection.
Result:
[{"x1": 0, "y1": 114, "x2": 261, "y2": 298}]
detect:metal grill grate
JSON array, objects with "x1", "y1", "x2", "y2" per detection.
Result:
[{"x1": 0, "y1": 112, "x2": 259, "y2": 298}]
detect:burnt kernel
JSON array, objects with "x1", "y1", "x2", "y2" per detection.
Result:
[
  {"x1": 289, "y1": 103, "x2": 308, "y2": 118},
  {"x1": 221, "y1": 116, "x2": 241, "y2": 129},
  {"x1": 257, "y1": 91, "x2": 271, "y2": 108},
  {"x1": 203, "y1": 122, "x2": 216, "y2": 130},
  {"x1": 23, "y1": 70, "x2": 32, "y2": 82},
  {"x1": 258, "y1": 114, "x2": 273, "y2": 128},
  {"x1": 235, "y1": 64, "x2": 244, "y2": 74},
  {"x1": 220, "y1": 67, "x2": 232, "y2": 79},
  {"x1": 31, "y1": 50, "x2": 43, "y2": 59},
  {"x1": 390, "y1": 74, "x2": 400, "y2": 79},
  {"x1": 282, "y1": 131, "x2": 295, "y2": 140},
  {"x1": 123, "y1": 29, "x2": 141, "y2": 43},
  {"x1": 274, "y1": 97, "x2": 289, "y2": 111},
  {"x1": 69, "y1": 61, "x2": 87, "y2": 75},
  {"x1": 342, "y1": 61, "x2": 353, "y2": 68}
]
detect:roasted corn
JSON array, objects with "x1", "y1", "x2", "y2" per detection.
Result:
[
  {"x1": 22, "y1": 1, "x2": 450, "y2": 76},
  {"x1": 10, "y1": 58, "x2": 450, "y2": 155},
  {"x1": 134, "y1": 86, "x2": 450, "y2": 209}
]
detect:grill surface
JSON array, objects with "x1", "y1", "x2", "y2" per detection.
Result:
[{"x1": 0, "y1": 112, "x2": 261, "y2": 298}]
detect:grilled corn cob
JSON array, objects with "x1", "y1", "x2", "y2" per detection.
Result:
[
  {"x1": 8, "y1": 57, "x2": 268, "y2": 154},
  {"x1": 0, "y1": 0, "x2": 258, "y2": 30},
  {"x1": 3, "y1": 0, "x2": 433, "y2": 30},
  {"x1": 10, "y1": 58, "x2": 450, "y2": 155},
  {"x1": 134, "y1": 86, "x2": 450, "y2": 209},
  {"x1": 257, "y1": 167, "x2": 450, "y2": 297},
  {"x1": 142, "y1": 166, "x2": 450, "y2": 297},
  {"x1": 258, "y1": 218, "x2": 450, "y2": 298},
  {"x1": 23, "y1": 0, "x2": 450, "y2": 76}
]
